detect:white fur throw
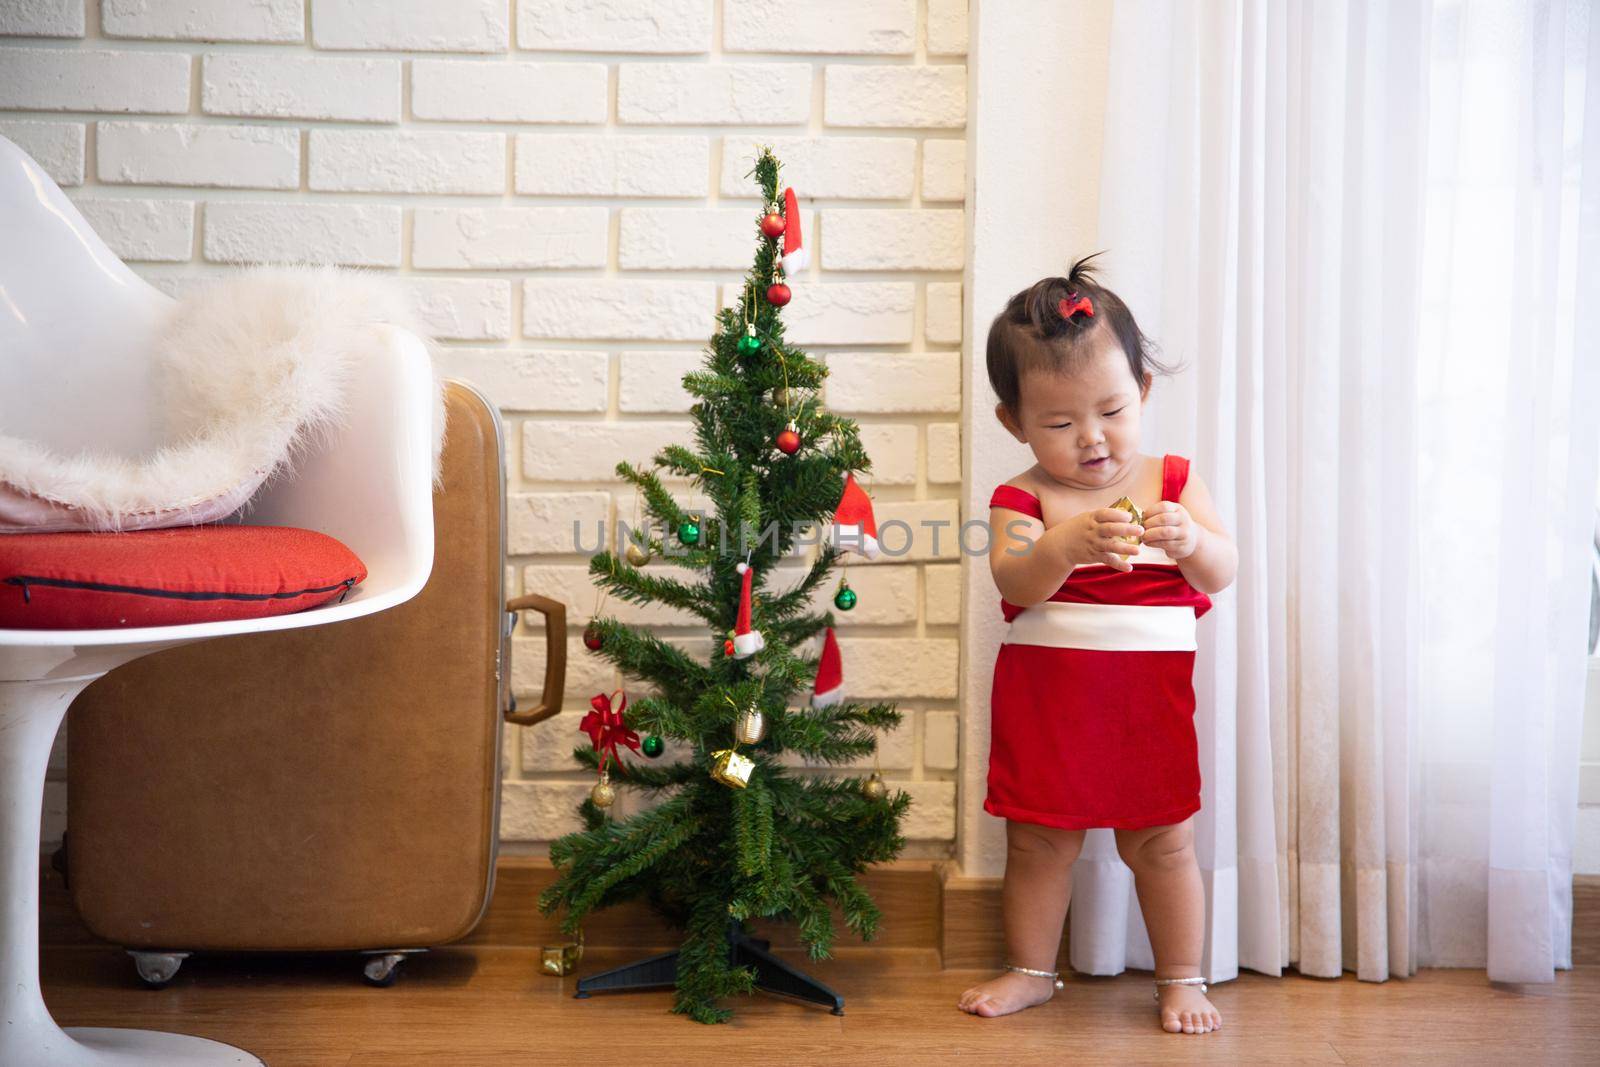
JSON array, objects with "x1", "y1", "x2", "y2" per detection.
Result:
[{"x1": 0, "y1": 266, "x2": 445, "y2": 533}]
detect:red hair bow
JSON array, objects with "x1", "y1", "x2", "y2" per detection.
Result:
[
  {"x1": 1059, "y1": 292, "x2": 1094, "y2": 320},
  {"x1": 579, "y1": 689, "x2": 640, "y2": 775}
]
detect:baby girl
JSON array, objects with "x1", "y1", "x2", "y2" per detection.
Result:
[{"x1": 957, "y1": 257, "x2": 1237, "y2": 1035}]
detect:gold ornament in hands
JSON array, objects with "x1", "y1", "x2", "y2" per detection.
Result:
[{"x1": 1109, "y1": 496, "x2": 1144, "y2": 546}]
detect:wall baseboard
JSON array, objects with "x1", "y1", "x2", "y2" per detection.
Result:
[
  {"x1": 1575, "y1": 874, "x2": 1599, "y2": 966},
  {"x1": 42, "y1": 851, "x2": 1599, "y2": 970},
  {"x1": 474, "y1": 858, "x2": 1600, "y2": 972},
  {"x1": 464, "y1": 856, "x2": 948, "y2": 955},
  {"x1": 474, "y1": 857, "x2": 1058, "y2": 968}
]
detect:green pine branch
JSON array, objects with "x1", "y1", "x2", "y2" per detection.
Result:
[
  {"x1": 579, "y1": 614, "x2": 712, "y2": 696},
  {"x1": 590, "y1": 549, "x2": 713, "y2": 617}
]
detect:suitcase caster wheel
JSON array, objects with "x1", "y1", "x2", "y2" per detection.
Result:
[
  {"x1": 363, "y1": 952, "x2": 411, "y2": 987},
  {"x1": 129, "y1": 950, "x2": 189, "y2": 988}
]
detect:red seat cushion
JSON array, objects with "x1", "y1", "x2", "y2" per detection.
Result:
[{"x1": 0, "y1": 526, "x2": 367, "y2": 630}]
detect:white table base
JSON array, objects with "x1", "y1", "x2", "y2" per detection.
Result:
[{"x1": 1, "y1": 673, "x2": 261, "y2": 1066}]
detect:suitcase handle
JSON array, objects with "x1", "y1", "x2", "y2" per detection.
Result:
[{"x1": 503, "y1": 593, "x2": 566, "y2": 726}]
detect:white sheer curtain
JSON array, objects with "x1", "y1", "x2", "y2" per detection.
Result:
[{"x1": 1071, "y1": 0, "x2": 1599, "y2": 984}]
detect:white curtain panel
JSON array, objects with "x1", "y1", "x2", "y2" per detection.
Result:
[{"x1": 1073, "y1": 0, "x2": 1599, "y2": 985}]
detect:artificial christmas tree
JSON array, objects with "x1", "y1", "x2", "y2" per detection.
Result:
[{"x1": 536, "y1": 148, "x2": 910, "y2": 1024}]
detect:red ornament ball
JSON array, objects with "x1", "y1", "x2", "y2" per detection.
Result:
[
  {"x1": 766, "y1": 282, "x2": 791, "y2": 307},
  {"x1": 776, "y1": 425, "x2": 801, "y2": 455},
  {"x1": 760, "y1": 212, "x2": 786, "y2": 238},
  {"x1": 724, "y1": 638, "x2": 735, "y2": 656},
  {"x1": 583, "y1": 623, "x2": 603, "y2": 651}
]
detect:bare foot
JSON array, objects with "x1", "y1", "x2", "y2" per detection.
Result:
[
  {"x1": 957, "y1": 970, "x2": 1058, "y2": 1017},
  {"x1": 1157, "y1": 982, "x2": 1222, "y2": 1034}
]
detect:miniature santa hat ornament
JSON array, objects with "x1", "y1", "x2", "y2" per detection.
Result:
[
  {"x1": 732, "y1": 560, "x2": 765, "y2": 659},
  {"x1": 829, "y1": 473, "x2": 880, "y2": 559},
  {"x1": 811, "y1": 627, "x2": 844, "y2": 708},
  {"x1": 780, "y1": 187, "x2": 808, "y2": 274}
]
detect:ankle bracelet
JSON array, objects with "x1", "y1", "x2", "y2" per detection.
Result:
[
  {"x1": 1152, "y1": 976, "x2": 1208, "y2": 1001},
  {"x1": 1004, "y1": 964, "x2": 1065, "y2": 990}
]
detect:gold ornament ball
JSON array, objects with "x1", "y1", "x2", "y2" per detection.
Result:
[
  {"x1": 590, "y1": 775, "x2": 616, "y2": 809},
  {"x1": 772, "y1": 386, "x2": 792, "y2": 408},
  {"x1": 625, "y1": 539, "x2": 652, "y2": 566},
  {"x1": 862, "y1": 772, "x2": 888, "y2": 801},
  {"x1": 734, "y1": 707, "x2": 767, "y2": 745}
]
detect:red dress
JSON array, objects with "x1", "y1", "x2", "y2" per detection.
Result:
[{"x1": 984, "y1": 454, "x2": 1212, "y2": 831}]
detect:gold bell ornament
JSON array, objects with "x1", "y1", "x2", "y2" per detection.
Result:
[
  {"x1": 590, "y1": 769, "x2": 616, "y2": 809},
  {"x1": 861, "y1": 771, "x2": 888, "y2": 801},
  {"x1": 623, "y1": 481, "x2": 653, "y2": 566},
  {"x1": 541, "y1": 928, "x2": 585, "y2": 976},
  {"x1": 624, "y1": 538, "x2": 652, "y2": 567}
]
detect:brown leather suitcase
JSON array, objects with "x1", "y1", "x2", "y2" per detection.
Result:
[{"x1": 62, "y1": 379, "x2": 566, "y2": 986}]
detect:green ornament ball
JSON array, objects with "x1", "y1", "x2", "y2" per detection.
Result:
[
  {"x1": 642, "y1": 735, "x2": 665, "y2": 758},
  {"x1": 834, "y1": 586, "x2": 858, "y2": 611},
  {"x1": 677, "y1": 520, "x2": 701, "y2": 546},
  {"x1": 737, "y1": 333, "x2": 762, "y2": 355}
]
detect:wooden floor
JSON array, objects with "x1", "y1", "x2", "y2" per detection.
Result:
[
  {"x1": 40, "y1": 945, "x2": 1600, "y2": 1067},
  {"x1": 39, "y1": 874, "x2": 1600, "y2": 1066}
]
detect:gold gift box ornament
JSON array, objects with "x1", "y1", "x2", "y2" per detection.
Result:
[
  {"x1": 541, "y1": 929, "x2": 584, "y2": 976},
  {"x1": 710, "y1": 747, "x2": 755, "y2": 788},
  {"x1": 1110, "y1": 496, "x2": 1144, "y2": 546},
  {"x1": 709, "y1": 693, "x2": 759, "y2": 789}
]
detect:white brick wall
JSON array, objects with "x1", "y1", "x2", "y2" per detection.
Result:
[
  {"x1": 312, "y1": 0, "x2": 509, "y2": 52},
  {"x1": 618, "y1": 63, "x2": 813, "y2": 125},
  {"x1": 202, "y1": 54, "x2": 401, "y2": 123},
  {"x1": 411, "y1": 60, "x2": 608, "y2": 123},
  {"x1": 825, "y1": 65, "x2": 967, "y2": 128},
  {"x1": 724, "y1": 0, "x2": 915, "y2": 55},
  {"x1": 413, "y1": 207, "x2": 609, "y2": 270},
  {"x1": 75, "y1": 197, "x2": 195, "y2": 261},
  {"x1": 0, "y1": 118, "x2": 83, "y2": 184},
  {"x1": 309, "y1": 129, "x2": 506, "y2": 194},
  {"x1": 0, "y1": 1, "x2": 84, "y2": 38},
  {"x1": 515, "y1": 133, "x2": 710, "y2": 197},
  {"x1": 103, "y1": 0, "x2": 306, "y2": 43},
  {"x1": 0, "y1": 48, "x2": 191, "y2": 112},
  {"x1": 98, "y1": 122, "x2": 301, "y2": 188},
  {"x1": 204, "y1": 202, "x2": 402, "y2": 266},
  {"x1": 517, "y1": 0, "x2": 713, "y2": 53},
  {"x1": 3, "y1": 0, "x2": 969, "y2": 856}
]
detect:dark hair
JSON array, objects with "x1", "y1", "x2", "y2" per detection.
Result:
[{"x1": 985, "y1": 253, "x2": 1174, "y2": 416}]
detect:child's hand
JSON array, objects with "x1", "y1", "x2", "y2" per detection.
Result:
[
  {"x1": 1062, "y1": 508, "x2": 1145, "y2": 573},
  {"x1": 1141, "y1": 501, "x2": 1200, "y2": 559}
]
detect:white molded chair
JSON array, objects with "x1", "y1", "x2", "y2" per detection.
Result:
[{"x1": 0, "y1": 137, "x2": 436, "y2": 1064}]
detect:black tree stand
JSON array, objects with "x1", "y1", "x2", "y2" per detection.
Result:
[{"x1": 573, "y1": 920, "x2": 845, "y2": 1015}]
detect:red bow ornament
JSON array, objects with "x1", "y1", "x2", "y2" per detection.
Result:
[
  {"x1": 1059, "y1": 292, "x2": 1094, "y2": 320},
  {"x1": 579, "y1": 689, "x2": 640, "y2": 776}
]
